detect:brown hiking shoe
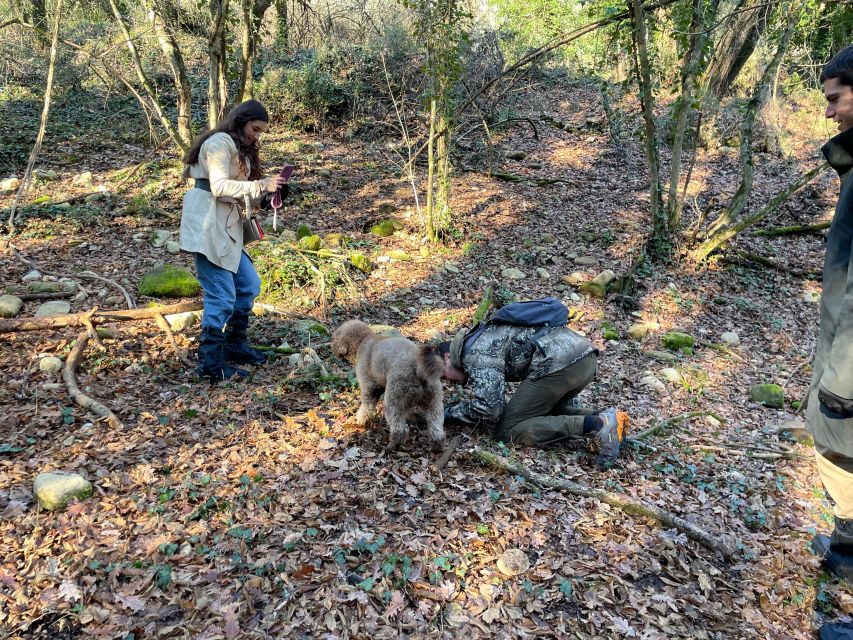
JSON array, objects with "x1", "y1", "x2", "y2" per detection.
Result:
[{"x1": 595, "y1": 408, "x2": 629, "y2": 468}]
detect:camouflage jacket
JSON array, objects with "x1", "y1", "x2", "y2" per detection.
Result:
[{"x1": 445, "y1": 324, "x2": 596, "y2": 428}]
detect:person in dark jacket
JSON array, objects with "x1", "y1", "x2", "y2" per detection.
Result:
[
  {"x1": 809, "y1": 45, "x2": 853, "y2": 595},
  {"x1": 438, "y1": 322, "x2": 629, "y2": 467}
]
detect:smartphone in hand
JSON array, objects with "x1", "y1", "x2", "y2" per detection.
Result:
[
  {"x1": 271, "y1": 164, "x2": 294, "y2": 211},
  {"x1": 279, "y1": 164, "x2": 295, "y2": 182}
]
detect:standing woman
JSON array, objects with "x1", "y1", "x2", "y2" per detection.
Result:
[{"x1": 181, "y1": 100, "x2": 288, "y2": 381}]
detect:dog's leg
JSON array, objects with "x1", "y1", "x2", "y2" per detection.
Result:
[
  {"x1": 356, "y1": 382, "x2": 382, "y2": 425},
  {"x1": 425, "y1": 395, "x2": 446, "y2": 452},
  {"x1": 383, "y1": 398, "x2": 409, "y2": 451}
]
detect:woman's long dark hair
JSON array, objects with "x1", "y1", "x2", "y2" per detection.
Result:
[{"x1": 184, "y1": 100, "x2": 269, "y2": 180}]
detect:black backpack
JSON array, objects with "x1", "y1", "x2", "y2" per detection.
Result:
[{"x1": 462, "y1": 297, "x2": 569, "y2": 355}]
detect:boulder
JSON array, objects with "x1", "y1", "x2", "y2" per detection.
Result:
[
  {"x1": 165, "y1": 311, "x2": 198, "y2": 333},
  {"x1": 138, "y1": 265, "x2": 200, "y2": 298},
  {"x1": 501, "y1": 267, "x2": 527, "y2": 280},
  {"x1": 35, "y1": 301, "x2": 71, "y2": 317},
  {"x1": 720, "y1": 331, "x2": 740, "y2": 347},
  {"x1": 751, "y1": 383, "x2": 784, "y2": 409},
  {"x1": 0, "y1": 295, "x2": 23, "y2": 318},
  {"x1": 39, "y1": 356, "x2": 63, "y2": 374},
  {"x1": 151, "y1": 229, "x2": 172, "y2": 248},
  {"x1": 581, "y1": 270, "x2": 615, "y2": 299},
  {"x1": 33, "y1": 472, "x2": 93, "y2": 511},
  {"x1": 660, "y1": 331, "x2": 695, "y2": 352}
]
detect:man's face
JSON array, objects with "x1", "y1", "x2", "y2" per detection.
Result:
[{"x1": 824, "y1": 77, "x2": 853, "y2": 133}]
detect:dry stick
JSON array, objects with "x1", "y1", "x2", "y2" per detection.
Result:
[
  {"x1": 473, "y1": 447, "x2": 735, "y2": 558},
  {"x1": 63, "y1": 330, "x2": 123, "y2": 429},
  {"x1": 435, "y1": 434, "x2": 463, "y2": 471},
  {"x1": 755, "y1": 221, "x2": 831, "y2": 237},
  {"x1": 0, "y1": 301, "x2": 202, "y2": 333},
  {"x1": 722, "y1": 250, "x2": 821, "y2": 279},
  {"x1": 6, "y1": 0, "x2": 62, "y2": 235},
  {"x1": 14, "y1": 291, "x2": 73, "y2": 301},
  {"x1": 153, "y1": 313, "x2": 193, "y2": 366},
  {"x1": 628, "y1": 410, "x2": 721, "y2": 443}
]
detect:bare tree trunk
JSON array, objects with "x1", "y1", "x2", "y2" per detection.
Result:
[
  {"x1": 631, "y1": 0, "x2": 665, "y2": 259},
  {"x1": 208, "y1": 0, "x2": 231, "y2": 127},
  {"x1": 704, "y1": 0, "x2": 776, "y2": 99},
  {"x1": 108, "y1": 0, "x2": 189, "y2": 153},
  {"x1": 274, "y1": 0, "x2": 288, "y2": 50},
  {"x1": 667, "y1": 0, "x2": 713, "y2": 230},
  {"x1": 6, "y1": 0, "x2": 62, "y2": 236},
  {"x1": 692, "y1": 3, "x2": 800, "y2": 262},
  {"x1": 425, "y1": 96, "x2": 438, "y2": 242},
  {"x1": 148, "y1": 2, "x2": 192, "y2": 145},
  {"x1": 237, "y1": 0, "x2": 272, "y2": 103}
]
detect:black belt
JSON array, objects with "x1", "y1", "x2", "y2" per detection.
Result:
[{"x1": 194, "y1": 178, "x2": 212, "y2": 192}]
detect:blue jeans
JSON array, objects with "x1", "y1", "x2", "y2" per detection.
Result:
[{"x1": 194, "y1": 252, "x2": 261, "y2": 331}]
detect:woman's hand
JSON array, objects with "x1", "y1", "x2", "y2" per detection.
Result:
[{"x1": 262, "y1": 175, "x2": 289, "y2": 193}]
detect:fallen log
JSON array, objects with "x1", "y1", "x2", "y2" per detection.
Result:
[
  {"x1": 0, "y1": 301, "x2": 202, "y2": 333},
  {"x1": 755, "y1": 221, "x2": 830, "y2": 237},
  {"x1": 473, "y1": 446, "x2": 735, "y2": 558}
]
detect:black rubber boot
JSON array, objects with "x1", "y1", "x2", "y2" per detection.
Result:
[
  {"x1": 197, "y1": 328, "x2": 249, "y2": 382},
  {"x1": 224, "y1": 313, "x2": 267, "y2": 366},
  {"x1": 812, "y1": 516, "x2": 853, "y2": 583}
]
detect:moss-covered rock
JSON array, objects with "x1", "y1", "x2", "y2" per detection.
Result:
[
  {"x1": 751, "y1": 383, "x2": 784, "y2": 409},
  {"x1": 33, "y1": 472, "x2": 93, "y2": 511},
  {"x1": 580, "y1": 270, "x2": 615, "y2": 299},
  {"x1": 388, "y1": 249, "x2": 411, "y2": 261},
  {"x1": 298, "y1": 234, "x2": 322, "y2": 251},
  {"x1": 138, "y1": 265, "x2": 200, "y2": 298},
  {"x1": 323, "y1": 232, "x2": 347, "y2": 248},
  {"x1": 28, "y1": 281, "x2": 61, "y2": 294},
  {"x1": 660, "y1": 331, "x2": 695, "y2": 352},
  {"x1": 296, "y1": 223, "x2": 312, "y2": 239},
  {"x1": 350, "y1": 252, "x2": 373, "y2": 273},
  {"x1": 601, "y1": 322, "x2": 620, "y2": 341},
  {"x1": 370, "y1": 220, "x2": 396, "y2": 237}
]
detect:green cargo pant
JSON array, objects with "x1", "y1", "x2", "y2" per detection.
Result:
[{"x1": 494, "y1": 353, "x2": 597, "y2": 446}]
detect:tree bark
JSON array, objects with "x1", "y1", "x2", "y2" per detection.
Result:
[
  {"x1": 108, "y1": 0, "x2": 189, "y2": 153},
  {"x1": 237, "y1": 0, "x2": 272, "y2": 103},
  {"x1": 207, "y1": 0, "x2": 231, "y2": 127},
  {"x1": 630, "y1": 0, "x2": 665, "y2": 259},
  {"x1": 6, "y1": 0, "x2": 61, "y2": 235},
  {"x1": 704, "y1": 0, "x2": 776, "y2": 99},
  {"x1": 148, "y1": 1, "x2": 193, "y2": 146},
  {"x1": 690, "y1": 8, "x2": 809, "y2": 262}
]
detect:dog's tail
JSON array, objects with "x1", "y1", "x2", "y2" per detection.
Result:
[{"x1": 416, "y1": 344, "x2": 443, "y2": 382}]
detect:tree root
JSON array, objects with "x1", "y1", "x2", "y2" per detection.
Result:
[
  {"x1": 0, "y1": 301, "x2": 202, "y2": 333},
  {"x1": 435, "y1": 434, "x2": 463, "y2": 471},
  {"x1": 722, "y1": 250, "x2": 820, "y2": 279},
  {"x1": 63, "y1": 330, "x2": 123, "y2": 429},
  {"x1": 472, "y1": 446, "x2": 736, "y2": 558}
]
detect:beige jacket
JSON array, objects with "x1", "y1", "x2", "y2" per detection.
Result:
[{"x1": 180, "y1": 132, "x2": 268, "y2": 273}]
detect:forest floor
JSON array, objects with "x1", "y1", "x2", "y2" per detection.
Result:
[{"x1": 0, "y1": 77, "x2": 849, "y2": 639}]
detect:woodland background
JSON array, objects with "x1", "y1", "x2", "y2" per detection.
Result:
[{"x1": 1, "y1": 0, "x2": 852, "y2": 637}]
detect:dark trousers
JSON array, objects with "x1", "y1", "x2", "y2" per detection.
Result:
[{"x1": 495, "y1": 353, "x2": 597, "y2": 446}]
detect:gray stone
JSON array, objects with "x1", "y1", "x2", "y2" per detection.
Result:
[
  {"x1": 22, "y1": 269, "x2": 42, "y2": 282},
  {"x1": 659, "y1": 367, "x2": 683, "y2": 384},
  {"x1": 58, "y1": 278, "x2": 78, "y2": 293},
  {"x1": 104, "y1": 295, "x2": 124, "y2": 306},
  {"x1": 444, "y1": 262, "x2": 460, "y2": 274},
  {"x1": 0, "y1": 177, "x2": 21, "y2": 192},
  {"x1": 166, "y1": 311, "x2": 198, "y2": 333},
  {"x1": 35, "y1": 169, "x2": 57, "y2": 180},
  {"x1": 804, "y1": 290, "x2": 821, "y2": 304},
  {"x1": 562, "y1": 272, "x2": 586, "y2": 286},
  {"x1": 35, "y1": 301, "x2": 71, "y2": 317},
  {"x1": 720, "y1": 331, "x2": 740, "y2": 347},
  {"x1": 316, "y1": 168, "x2": 332, "y2": 177},
  {"x1": 164, "y1": 240, "x2": 181, "y2": 255},
  {"x1": 640, "y1": 375, "x2": 667, "y2": 394},
  {"x1": 573, "y1": 256, "x2": 597, "y2": 266},
  {"x1": 536, "y1": 267, "x2": 551, "y2": 280},
  {"x1": 369, "y1": 324, "x2": 403, "y2": 337},
  {"x1": 151, "y1": 229, "x2": 172, "y2": 248},
  {"x1": 33, "y1": 472, "x2": 93, "y2": 511},
  {"x1": 0, "y1": 295, "x2": 23, "y2": 318},
  {"x1": 497, "y1": 548, "x2": 530, "y2": 576},
  {"x1": 645, "y1": 350, "x2": 679, "y2": 363},
  {"x1": 419, "y1": 297, "x2": 434, "y2": 305},
  {"x1": 501, "y1": 267, "x2": 527, "y2": 280},
  {"x1": 39, "y1": 356, "x2": 63, "y2": 374},
  {"x1": 72, "y1": 291, "x2": 88, "y2": 303}
]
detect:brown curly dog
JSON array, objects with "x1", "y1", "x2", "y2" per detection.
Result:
[{"x1": 331, "y1": 320, "x2": 445, "y2": 451}]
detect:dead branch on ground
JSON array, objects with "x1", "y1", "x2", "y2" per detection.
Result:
[
  {"x1": 473, "y1": 446, "x2": 736, "y2": 558},
  {"x1": 435, "y1": 435, "x2": 463, "y2": 471},
  {"x1": 0, "y1": 301, "x2": 202, "y2": 333},
  {"x1": 63, "y1": 330, "x2": 123, "y2": 429},
  {"x1": 755, "y1": 221, "x2": 831, "y2": 237},
  {"x1": 154, "y1": 312, "x2": 193, "y2": 366}
]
